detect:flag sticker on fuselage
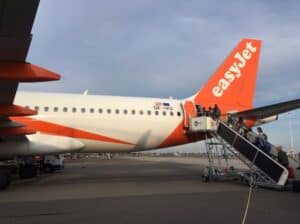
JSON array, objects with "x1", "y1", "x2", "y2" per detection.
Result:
[{"x1": 154, "y1": 102, "x2": 173, "y2": 110}]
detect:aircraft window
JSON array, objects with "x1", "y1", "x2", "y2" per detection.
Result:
[
  {"x1": 81, "y1": 108, "x2": 86, "y2": 113},
  {"x1": 123, "y1": 109, "x2": 128, "y2": 115},
  {"x1": 177, "y1": 112, "x2": 181, "y2": 116},
  {"x1": 147, "y1": 110, "x2": 151, "y2": 115},
  {"x1": 107, "y1": 109, "x2": 111, "y2": 114},
  {"x1": 54, "y1": 107, "x2": 58, "y2": 112},
  {"x1": 98, "y1": 108, "x2": 103, "y2": 113},
  {"x1": 63, "y1": 107, "x2": 68, "y2": 112},
  {"x1": 162, "y1": 111, "x2": 166, "y2": 116},
  {"x1": 72, "y1": 107, "x2": 77, "y2": 113},
  {"x1": 90, "y1": 108, "x2": 95, "y2": 113},
  {"x1": 170, "y1": 111, "x2": 174, "y2": 116},
  {"x1": 34, "y1": 106, "x2": 39, "y2": 111},
  {"x1": 131, "y1": 110, "x2": 135, "y2": 115},
  {"x1": 139, "y1": 110, "x2": 143, "y2": 115},
  {"x1": 115, "y1": 109, "x2": 120, "y2": 114},
  {"x1": 44, "y1": 106, "x2": 49, "y2": 112},
  {"x1": 155, "y1": 111, "x2": 159, "y2": 116}
]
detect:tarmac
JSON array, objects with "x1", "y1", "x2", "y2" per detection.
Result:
[{"x1": 0, "y1": 155, "x2": 299, "y2": 224}]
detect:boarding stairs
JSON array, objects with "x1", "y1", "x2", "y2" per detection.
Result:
[{"x1": 188, "y1": 116, "x2": 289, "y2": 189}]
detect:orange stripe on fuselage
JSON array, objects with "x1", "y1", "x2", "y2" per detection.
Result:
[
  {"x1": 159, "y1": 121, "x2": 205, "y2": 148},
  {"x1": 12, "y1": 117, "x2": 135, "y2": 146}
]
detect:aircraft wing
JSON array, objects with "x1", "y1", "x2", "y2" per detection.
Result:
[
  {"x1": 233, "y1": 98, "x2": 300, "y2": 119},
  {"x1": 0, "y1": 0, "x2": 59, "y2": 136},
  {"x1": 0, "y1": 0, "x2": 38, "y2": 104}
]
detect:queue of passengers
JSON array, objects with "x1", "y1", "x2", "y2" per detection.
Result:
[
  {"x1": 227, "y1": 116, "x2": 291, "y2": 173},
  {"x1": 195, "y1": 104, "x2": 221, "y2": 120},
  {"x1": 227, "y1": 116, "x2": 273, "y2": 155}
]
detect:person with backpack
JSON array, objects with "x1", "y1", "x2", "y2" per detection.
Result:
[{"x1": 255, "y1": 127, "x2": 271, "y2": 154}]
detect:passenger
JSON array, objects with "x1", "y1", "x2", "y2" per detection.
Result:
[
  {"x1": 202, "y1": 107, "x2": 208, "y2": 116},
  {"x1": 212, "y1": 104, "x2": 221, "y2": 120},
  {"x1": 252, "y1": 131, "x2": 266, "y2": 150},
  {"x1": 239, "y1": 126, "x2": 246, "y2": 136},
  {"x1": 227, "y1": 114, "x2": 234, "y2": 127},
  {"x1": 269, "y1": 144, "x2": 279, "y2": 158},
  {"x1": 253, "y1": 135, "x2": 261, "y2": 147},
  {"x1": 231, "y1": 116, "x2": 239, "y2": 131},
  {"x1": 257, "y1": 127, "x2": 267, "y2": 141},
  {"x1": 235, "y1": 117, "x2": 244, "y2": 132},
  {"x1": 277, "y1": 146, "x2": 289, "y2": 168},
  {"x1": 195, "y1": 104, "x2": 203, "y2": 116},
  {"x1": 255, "y1": 126, "x2": 271, "y2": 154},
  {"x1": 263, "y1": 141, "x2": 271, "y2": 154},
  {"x1": 246, "y1": 128, "x2": 256, "y2": 144},
  {"x1": 208, "y1": 106, "x2": 213, "y2": 117},
  {"x1": 254, "y1": 135, "x2": 271, "y2": 154}
]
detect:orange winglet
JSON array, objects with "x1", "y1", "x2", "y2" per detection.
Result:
[
  {"x1": 0, "y1": 127, "x2": 36, "y2": 136},
  {"x1": 0, "y1": 62, "x2": 60, "y2": 82},
  {"x1": 0, "y1": 105, "x2": 37, "y2": 116}
]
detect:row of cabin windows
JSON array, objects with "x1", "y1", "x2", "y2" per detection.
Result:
[{"x1": 29, "y1": 106, "x2": 182, "y2": 117}]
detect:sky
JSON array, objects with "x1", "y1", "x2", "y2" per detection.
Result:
[{"x1": 20, "y1": 0, "x2": 300, "y2": 152}]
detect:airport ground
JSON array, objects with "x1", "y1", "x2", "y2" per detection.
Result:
[{"x1": 0, "y1": 155, "x2": 299, "y2": 224}]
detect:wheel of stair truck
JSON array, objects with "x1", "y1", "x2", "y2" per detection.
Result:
[
  {"x1": 0, "y1": 170, "x2": 11, "y2": 190},
  {"x1": 293, "y1": 180, "x2": 300, "y2": 192},
  {"x1": 18, "y1": 164, "x2": 39, "y2": 179},
  {"x1": 43, "y1": 164, "x2": 55, "y2": 173}
]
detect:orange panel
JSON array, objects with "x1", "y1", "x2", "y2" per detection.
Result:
[
  {"x1": 193, "y1": 39, "x2": 262, "y2": 114},
  {"x1": 0, "y1": 127, "x2": 36, "y2": 136},
  {"x1": 244, "y1": 119, "x2": 256, "y2": 128},
  {"x1": 0, "y1": 105, "x2": 37, "y2": 116},
  {"x1": 183, "y1": 101, "x2": 196, "y2": 128},
  {"x1": 159, "y1": 121, "x2": 205, "y2": 148},
  {"x1": 0, "y1": 62, "x2": 60, "y2": 82}
]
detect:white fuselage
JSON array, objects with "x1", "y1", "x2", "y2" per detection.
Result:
[{"x1": 13, "y1": 91, "x2": 188, "y2": 153}]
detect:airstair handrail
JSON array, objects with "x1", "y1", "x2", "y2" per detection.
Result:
[{"x1": 216, "y1": 121, "x2": 289, "y2": 186}]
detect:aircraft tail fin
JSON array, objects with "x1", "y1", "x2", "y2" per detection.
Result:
[{"x1": 191, "y1": 38, "x2": 262, "y2": 113}]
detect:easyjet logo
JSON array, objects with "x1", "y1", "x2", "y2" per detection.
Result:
[{"x1": 212, "y1": 42, "x2": 257, "y2": 97}]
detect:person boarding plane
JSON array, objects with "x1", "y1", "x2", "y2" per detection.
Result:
[{"x1": 0, "y1": 0, "x2": 300, "y2": 190}]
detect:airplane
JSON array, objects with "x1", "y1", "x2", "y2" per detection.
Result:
[{"x1": 0, "y1": 0, "x2": 300, "y2": 189}]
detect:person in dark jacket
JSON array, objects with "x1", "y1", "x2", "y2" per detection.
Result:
[
  {"x1": 212, "y1": 104, "x2": 221, "y2": 119},
  {"x1": 195, "y1": 104, "x2": 204, "y2": 116},
  {"x1": 257, "y1": 127, "x2": 267, "y2": 141}
]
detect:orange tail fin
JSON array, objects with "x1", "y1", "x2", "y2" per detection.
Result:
[{"x1": 192, "y1": 38, "x2": 262, "y2": 113}]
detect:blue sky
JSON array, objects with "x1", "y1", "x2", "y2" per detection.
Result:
[{"x1": 20, "y1": 0, "x2": 300, "y2": 152}]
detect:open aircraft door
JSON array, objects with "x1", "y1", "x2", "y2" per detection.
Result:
[{"x1": 182, "y1": 100, "x2": 197, "y2": 128}]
